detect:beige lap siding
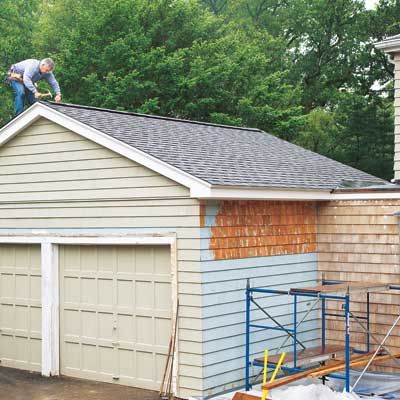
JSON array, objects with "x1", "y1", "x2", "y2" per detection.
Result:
[
  {"x1": 0, "y1": 118, "x2": 203, "y2": 398},
  {"x1": 317, "y1": 200, "x2": 400, "y2": 371}
]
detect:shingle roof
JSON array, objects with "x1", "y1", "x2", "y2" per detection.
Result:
[{"x1": 43, "y1": 102, "x2": 385, "y2": 190}]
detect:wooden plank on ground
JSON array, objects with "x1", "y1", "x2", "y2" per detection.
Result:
[{"x1": 232, "y1": 393, "x2": 263, "y2": 400}]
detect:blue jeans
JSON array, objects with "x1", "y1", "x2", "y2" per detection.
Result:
[{"x1": 9, "y1": 80, "x2": 36, "y2": 116}]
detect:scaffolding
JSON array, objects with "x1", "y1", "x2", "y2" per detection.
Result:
[{"x1": 245, "y1": 279, "x2": 400, "y2": 393}]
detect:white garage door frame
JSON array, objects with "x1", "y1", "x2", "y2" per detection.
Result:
[{"x1": 0, "y1": 234, "x2": 178, "y2": 391}]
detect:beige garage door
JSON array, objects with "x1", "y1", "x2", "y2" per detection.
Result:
[
  {"x1": 0, "y1": 244, "x2": 42, "y2": 371},
  {"x1": 60, "y1": 245, "x2": 172, "y2": 390}
]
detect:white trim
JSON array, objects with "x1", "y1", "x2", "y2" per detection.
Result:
[
  {"x1": 192, "y1": 186, "x2": 400, "y2": 200},
  {"x1": 0, "y1": 232, "x2": 178, "y2": 395},
  {"x1": 375, "y1": 37, "x2": 400, "y2": 53},
  {"x1": 0, "y1": 235, "x2": 175, "y2": 245},
  {"x1": 331, "y1": 191, "x2": 400, "y2": 200},
  {"x1": 0, "y1": 103, "x2": 211, "y2": 196},
  {"x1": 170, "y1": 238, "x2": 179, "y2": 395},
  {"x1": 192, "y1": 186, "x2": 334, "y2": 200},
  {"x1": 41, "y1": 242, "x2": 59, "y2": 376}
]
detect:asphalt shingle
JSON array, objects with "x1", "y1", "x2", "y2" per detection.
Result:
[{"x1": 43, "y1": 102, "x2": 386, "y2": 190}]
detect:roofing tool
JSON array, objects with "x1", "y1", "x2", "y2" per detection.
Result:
[{"x1": 37, "y1": 92, "x2": 52, "y2": 99}]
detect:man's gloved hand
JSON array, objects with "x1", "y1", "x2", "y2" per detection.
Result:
[{"x1": 54, "y1": 94, "x2": 62, "y2": 102}]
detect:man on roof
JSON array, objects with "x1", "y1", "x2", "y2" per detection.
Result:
[{"x1": 7, "y1": 58, "x2": 62, "y2": 116}]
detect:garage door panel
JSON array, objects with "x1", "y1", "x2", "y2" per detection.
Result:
[
  {"x1": 99, "y1": 345, "x2": 115, "y2": 375},
  {"x1": 117, "y1": 314, "x2": 134, "y2": 342},
  {"x1": 155, "y1": 353, "x2": 168, "y2": 382},
  {"x1": 135, "y1": 281, "x2": 153, "y2": 309},
  {"x1": 64, "y1": 277, "x2": 80, "y2": 303},
  {"x1": 98, "y1": 247, "x2": 115, "y2": 273},
  {"x1": 1, "y1": 274, "x2": 15, "y2": 298},
  {"x1": 155, "y1": 318, "x2": 172, "y2": 346},
  {"x1": 64, "y1": 309, "x2": 81, "y2": 337},
  {"x1": 81, "y1": 310, "x2": 97, "y2": 337},
  {"x1": 30, "y1": 275, "x2": 41, "y2": 301},
  {"x1": 64, "y1": 341, "x2": 81, "y2": 370},
  {"x1": 136, "y1": 350, "x2": 154, "y2": 381},
  {"x1": 98, "y1": 279, "x2": 113, "y2": 306},
  {"x1": 155, "y1": 282, "x2": 172, "y2": 310},
  {"x1": 60, "y1": 244, "x2": 172, "y2": 390},
  {"x1": 154, "y1": 248, "x2": 171, "y2": 275},
  {"x1": 118, "y1": 348, "x2": 134, "y2": 377},
  {"x1": 98, "y1": 312, "x2": 114, "y2": 340},
  {"x1": 117, "y1": 280, "x2": 133, "y2": 308},
  {"x1": 117, "y1": 247, "x2": 135, "y2": 274},
  {"x1": 0, "y1": 244, "x2": 41, "y2": 371},
  {"x1": 30, "y1": 338, "x2": 41, "y2": 365},
  {"x1": 15, "y1": 305, "x2": 29, "y2": 332},
  {"x1": 135, "y1": 248, "x2": 154, "y2": 274},
  {"x1": 30, "y1": 306, "x2": 41, "y2": 333},
  {"x1": 81, "y1": 278, "x2": 97, "y2": 304}
]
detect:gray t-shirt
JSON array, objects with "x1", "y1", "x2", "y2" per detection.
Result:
[{"x1": 11, "y1": 59, "x2": 61, "y2": 94}]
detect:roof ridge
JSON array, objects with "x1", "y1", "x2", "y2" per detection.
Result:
[{"x1": 42, "y1": 101, "x2": 263, "y2": 133}]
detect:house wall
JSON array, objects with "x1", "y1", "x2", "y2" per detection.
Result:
[
  {"x1": 0, "y1": 118, "x2": 203, "y2": 398},
  {"x1": 317, "y1": 199, "x2": 400, "y2": 371},
  {"x1": 200, "y1": 200, "x2": 319, "y2": 397}
]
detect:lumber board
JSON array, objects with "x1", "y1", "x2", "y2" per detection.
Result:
[
  {"x1": 232, "y1": 393, "x2": 263, "y2": 400},
  {"x1": 261, "y1": 351, "x2": 378, "y2": 391},
  {"x1": 308, "y1": 351, "x2": 400, "y2": 378},
  {"x1": 254, "y1": 344, "x2": 345, "y2": 366},
  {"x1": 290, "y1": 281, "x2": 389, "y2": 295}
]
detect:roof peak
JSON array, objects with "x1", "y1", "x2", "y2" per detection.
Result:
[{"x1": 42, "y1": 101, "x2": 262, "y2": 133}]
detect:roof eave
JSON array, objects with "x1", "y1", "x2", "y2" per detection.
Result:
[
  {"x1": 193, "y1": 185, "x2": 400, "y2": 200},
  {"x1": 375, "y1": 37, "x2": 400, "y2": 53}
]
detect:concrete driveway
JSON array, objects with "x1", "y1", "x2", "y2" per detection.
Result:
[{"x1": 0, "y1": 366, "x2": 161, "y2": 400}]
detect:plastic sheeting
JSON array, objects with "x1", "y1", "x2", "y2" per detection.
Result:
[
  {"x1": 329, "y1": 369, "x2": 400, "y2": 399},
  {"x1": 207, "y1": 371, "x2": 400, "y2": 400},
  {"x1": 270, "y1": 383, "x2": 360, "y2": 399}
]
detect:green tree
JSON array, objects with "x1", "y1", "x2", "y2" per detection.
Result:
[{"x1": 0, "y1": 0, "x2": 40, "y2": 125}]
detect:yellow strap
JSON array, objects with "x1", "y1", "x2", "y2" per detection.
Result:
[
  {"x1": 261, "y1": 350, "x2": 268, "y2": 400},
  {"x1": 264, "y1": 352, "x2": 286, "y2": 398}
]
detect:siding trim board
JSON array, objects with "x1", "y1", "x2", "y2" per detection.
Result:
[{"x1": 0, "y1": 234, "x2": 179, "y2": 394}]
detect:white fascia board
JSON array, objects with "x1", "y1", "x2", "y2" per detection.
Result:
[
  {"x1": 192, "y1": 186, "x2": 400, "y2": 201},
  {"x1": 375, "y1": 38, "x2": 400, "y2": 52},
  {"x1": 331, "y1": 191, "x2": 400, "y2": 200},
  {"x1": 0, "y1": 103, "x2": 211, "y2": 194},
  {"x1": 0, "y1": 235, "x2": 175, "y2": 245},
  {"x1": 191, "y1": 185, "x2": 334, "y2": 200}
]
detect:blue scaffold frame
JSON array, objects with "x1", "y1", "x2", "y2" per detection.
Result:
[{"x1": 244, "y1": 280, "x2": 400, "y2": 393}]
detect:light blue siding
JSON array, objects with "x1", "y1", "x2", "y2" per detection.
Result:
[{"x1": 200, "y1": 252, "x2": 319, "y2": 398}]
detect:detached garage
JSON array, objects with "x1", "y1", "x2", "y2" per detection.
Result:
[{"x1": 0, "y1": 101, "x2": 391, "y2": 398}]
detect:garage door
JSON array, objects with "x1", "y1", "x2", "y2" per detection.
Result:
[
  {"x1": 60, "y1": 245, "x2": 172, "y2": 390},
  {"x1": 0, "y1": 244, "x2": 42, "y2": 371}
]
